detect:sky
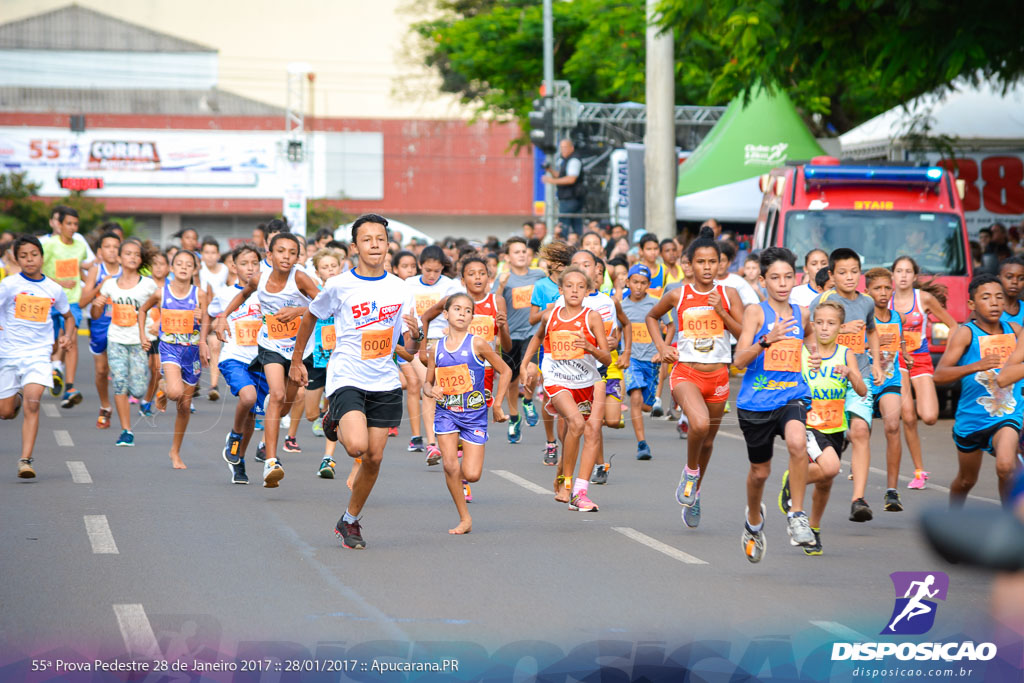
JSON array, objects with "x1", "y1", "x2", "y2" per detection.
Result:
[{"x1": 0, "y1": 0, "x2": 469, "y2": 119}]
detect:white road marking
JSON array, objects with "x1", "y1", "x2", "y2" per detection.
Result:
[
  {"x1": 66, "y1": 461, "x2": 92, "y2": 484},
  {"x1": 83, "y1": 515, "x2": 119, "y2": 554},
  {"x1": 490, "y1": 469, "x2": 550, "y2": 495},
  {"x1": 810, "y1": 620, "x2": 868, "y2": 641},
  {"x1": 612, "y1": 526, "x2": 708, "y2": 565},
  {"x1": 54, "y1": 429, "x2": 73, "y2": 447},
  {"x1": 113, "y1": 604, "x2": 160, "y2": 658},
  {"x1": 42, "y1": 403, "x2": 60, "y2": 418}
]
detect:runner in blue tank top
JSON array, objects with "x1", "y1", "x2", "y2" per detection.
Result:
[
  {"x1": 733, "y1": 247, "x2": 818, "y2": 562},
  {"x1": 936, "y1": 273, "x2": 1024, "y2": 506},
  {"x1": 998, "y1": 257, "x2": 1024, "y2": 328}
]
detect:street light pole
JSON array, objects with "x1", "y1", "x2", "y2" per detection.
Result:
[
  {"x1": 543, "y1": 0, "x2": 556, "y2": 239},
  {"x1": 644, "y1": 0, "x2": 675, "y2": 239}
]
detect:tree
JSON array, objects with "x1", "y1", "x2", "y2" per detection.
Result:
[{"x1": 0, "y1": 171, "x2": 108, "y2": 235}]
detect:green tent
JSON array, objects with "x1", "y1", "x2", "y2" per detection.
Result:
[{"x1": 677, "y1": 85, "x2": 825, "y2": 196}]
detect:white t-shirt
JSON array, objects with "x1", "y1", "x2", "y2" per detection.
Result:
[
  {"x1": 405, "y1": 275, "x2": 465, "y2": 339},
  {"x1": 0, "y1": 273, "x2": 70, "y2": 360},
  {"x1": 717, "y1": 272, "x2": 760, "y2": 307},
  {"x1": 789, "y1": 282, "x2": 820, "y2": 309},
  {"x1": 208, "y1": 285, "x2": 262, "y2": 365},
  {"x1": 200, "y1": 263, "x2": 229, "y2": 292},
  {"x1": 99, "y1": 275, "x2": 158, "y2": 345},
  {"x1": 308, "y1": 269, "x2": 415, "y2": 394}
]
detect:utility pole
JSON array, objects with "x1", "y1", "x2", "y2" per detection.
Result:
[
  {"x1": 542, "y1": 0, "x2": 555, "y2": 238},
  {"x1": 283, "y1": 62, "x2": 311, "y2": 234},
  {"x1": 644, "y1": 0, "x2": 675, "y2": 239}
]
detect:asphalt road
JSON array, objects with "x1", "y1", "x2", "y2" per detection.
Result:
[{"x1": 0, "y1": 337, "x2": 1009, "y2": 675}]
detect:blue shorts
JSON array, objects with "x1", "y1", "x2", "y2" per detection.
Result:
[
  {"x1": 219, "y1": 359, "x2": 268, "y2": 415},
  {"x1": 52, "y1": 302, "x2": 83, "y2": 336},
  {"x1": 625, "y1": 358, "x2": 659, "y2": 407},
  {"x1": 160, "y1": 341, "x2": 201, "y2": 386},
  {"x1": 846, "y1": 374, "x2": 874, "y2": 426},
  {"x1": 435, "y1": 408, "x2": 489, "y2": 445},
  {"x1": 89, "y1": 315, "x2": 111, "y2": 355}
]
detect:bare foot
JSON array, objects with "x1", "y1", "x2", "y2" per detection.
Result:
[
  {"x1": 346, "y1": 468, "x2": 357, "y2": 490},
  {"x1": 169, "y1": 453, "x2": 187, "y2": 469},
  {"x1": 554, "y1": 489, "x2": 570, "y2": 503},
  {"x1": 448, "y1": 518, "x2": 472, "y2": 535}
]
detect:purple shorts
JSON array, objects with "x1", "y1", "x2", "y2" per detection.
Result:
[
  {"x1": 434, "y1": 408, "x2": 489, "y2": 445},
  {"x1": 159, "y1": 341, "x2": 201, "y2": 386}
]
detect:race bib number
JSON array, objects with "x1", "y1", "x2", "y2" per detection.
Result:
[
  {"x1": 234, "y1": 319, "x2": 260, "y2": 346},
  {"x1": 902, "y1": 330, "x2": 922, "y2": 351},
  {"x1": 980, "y1": 333, "x2": 1015, "y2": 365},
  {"x1": 511, "y1": 286, "x2": 534, "y2": 309},
  {"x1": 266, "y1": 314, "x2": 300, "y2": 340},
  {"x1": 14, "y1": 294, "x2": 51, "y2": 322},
  {"x1": 415, "y1": 293, "x2": 440, "y2": 317},
  {"x1": 631, "y1": 323, "x2": 652, "y2": 344},
  {"x1": 468, "y1": 315, "x2": 495, "y2": 342},
  {"x1": 763, "y1": 337, "x2": 802, "y2": 372},
  {"x1": 436, "y1": 363, "x2": 472, "y2": 395},
  {"x1": 647, "y1": 287, "x2": 663, "y2": 299},
  {"x1": 837, "y1": 330, "x2": 866, "y2": 354},
  {"x1": 807, "y1": 399, "x2": 844, "y2": 431},
  {"x1": 161, "y1": 309, "x2": 194, "y2": 335},
  {"x1": 360, "y1": 328, "x2": 392, "y2": 360},
  {"x1": 550, "y1": 330, "x2": 584, "y2": 360},
  {"x1": 320, "y1": 324, "x2": 336, "y2": 350},
  {"x1": 680, "y1": 308, "x2": 724, "y2": 339},
  {"x1": 876, "y1": 323, "x2": 900, "y2": 355},
  {"x1": 54, "y1": 258, "x2": 78, "y2": 280},
  {"x1": 111, "y1": 302, "x2": 136, "y2": 327},
  {"x1": 603, "y1": 319, "x2": 614, "y2": 337}
]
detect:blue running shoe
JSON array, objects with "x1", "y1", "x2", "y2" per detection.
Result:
[
  {"x1": 507, "y1": 413, "x2": 523, "y2": 444},
  {"x1": 682, "y1": 496, "x2": 701, "y2": 528},
  {"x1": 254, "y1": 416, "x2": 264, "y2": 431},
  {"x1": 115, "y1": 430, "x2": 134, "y2": 447},
  {"x1": 636, "y1": 440, "x2": 652, "y2": 460},
  {"x1": 522, "y1": 399, "x2": 538, "y2": 427},
  {"x1": 223, "y1": 431, "x2": 243, "y2": 465},
  {"x1": 676, "y1": 468, "x2": 699, "y2": 507},
  {"x1": 138, "y1": 401, "x2": 155, "y2": 417},
  {"x1": 230, "y1": 459, "x2": 248, "y2": 485}
]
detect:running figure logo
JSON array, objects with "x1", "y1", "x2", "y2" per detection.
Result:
[{"x1": 882, "y1": 571, "x2": 949, "y2": 635}]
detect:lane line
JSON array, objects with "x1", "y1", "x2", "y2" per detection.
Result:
[
  {"x1": 66, "y1": 461, "x2": 92, "y2": 484},
  {"x1": 612, "y1": 526, "x2": 708, "y2": 565},
  {"x1": 490, "y1": 469, "x2": 550, "y2": 495},
  {"x1": 83, "y1": 515, "x2": 119, "y2": 554},
  {"x1": 113, "y1": 604, "x2": 160, "y2": 658},
  {"x1": 810, "y1": 620, "x2": 869, "y2": 641},
  {"x1": 54, "y1": 429, "x2": 73, "y2": 447},
  {"x1": 42, "y1": 403, "x2": 60, "y2": 418}
]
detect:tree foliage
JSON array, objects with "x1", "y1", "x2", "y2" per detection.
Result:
[{"x1": 0, "y1": 171, "x2": 108, "y2": 235}]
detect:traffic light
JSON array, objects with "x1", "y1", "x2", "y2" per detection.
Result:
[{"x1": 529, "y1": 97, "x2": 556, "y2": 153}]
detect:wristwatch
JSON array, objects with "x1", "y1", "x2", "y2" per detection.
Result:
[{"x1": 758, "y1": 335, "x2": 772, "y2": 349}]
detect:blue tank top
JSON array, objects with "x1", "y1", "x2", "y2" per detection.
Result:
[
  {"x1": 159, "y1": 282, "x2": 200, "y2": 345},
  {"x1": 1001, "y1": 301, "x2": 1024, "y2": 328},
  {"x1": 434, "y1": 333, "x2": 487, "y2": 413},
  {"x1": 94, "y1": 262, "x2": 121, "y2": 319},
  {"x1": 953, "y1": 321, "x2": 1023, "y2": 438},
  {"x1": 312, "y1": 316, "x2": 335, "y2": 368},
  {"x1": 737, "y1": 301, "x2": 809, "y2": 411},
  {"x1": 872, "y1": 310, "x2": 903, "y2": 394}
]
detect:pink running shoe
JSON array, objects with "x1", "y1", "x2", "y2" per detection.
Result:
[
  {"x1": 908, "y1": 470, "x2": 929, "y2": 490},
  {"x1": 569, "y1": 490, "x2": 599, "y2": 512},
  {"x1": 425, "y1": 443, "x2": 442, "y2": 466},
  {"x1": 463, "y1": 480, "x2": 473, "y2": 502}
]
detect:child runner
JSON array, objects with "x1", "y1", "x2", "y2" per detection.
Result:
[
  {"x1": 647, "y1": 227, "x2": 743, "y2": 527},
  {"x1": 199, "y1": 236, "x2": 228, "y2": 401},
  {"x1": 494, "y1": 237, "x2": 546, "y2": 442},
  {"x1": 139, "y1": 250, "x2": 210, "y2": 468},
  {"x1": 734, "y1": 247, "x2": 818, "y2": 561},
  {"x1": 936, "y1": 273, "x2": 1022, "y2": 504},
  {"x1": 636, "y1": 233, "x2": 665, "y2": 298},
  {"x1": 392, "y1": 250, "x2": 425, "y2": 451},
  {"x1": 80, "y1": 230, "x2": 121, "y2": 429},
  {"x1": 96, "y1": 238, "x2": 156, "y2": 447},
  {"x1": 790, "y1": 249, "x2": 828, "y2": 309},
  {"x1": 785, "y1": 299, "x2": 867, "y2": 555},
  {"x1": 139, "y1": 251, "x2": 167, "y2": 416},
  {"x1": 424, "y1": 293, "x2": 512, "y2": 533},
  {"x1": 304, "y1": 248, "x2": 343, "y2": 479},
  {"x1": 522, "y1": 266, "x2": 611, "y2": 510},
  {"x1": 999, "y1": 256, "x2": 1024, "y2": 327},
  {"x1": 865, "y1": 267, "x2": 911, "y2": 511},
  {"x1": 660, "y1": 238, "x2": 685, "y2": 289},
  {"x1": 810, "y1": 248, "x2": 884, "y2": 522},
  {"x1": 41, "y1": 206, "x2": 87, "y2": 408},
  {"x1": 0, "y1": 236, "x2": 75, "y2": 478},
  {"x1": 742, "y1": 254, "x2": 766, "y2": 301},
  {"x1": 208, "y1": 244, "x2": 267, "y2": 484},
  {"x1": 290, "y1": 214, "x2": 422, "y2": 549},
  {"x1": 890, "y1": 255, "x2": 959, "y2": 490}
]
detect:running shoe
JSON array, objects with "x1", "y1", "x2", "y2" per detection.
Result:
[
  {"x1": 283, "y1": 436, "x2": 301, "y2": 453},
  {"x1": 96, "y1": 407, "x2": 111, "y2": 429},
  {"x1": 230, "y1": 459, "x2": 248, "y2": 485},
  {"x1": 254, "y1": 441, "x2": 266, "y2": 463},
  {"x1": 115, "y1": 430, "x2": 134, "y2": 447},
  {"x1": 190, "y1": 404, "x2": 196, "y2": 414},
  {"x1": 280, "y1": 414, "x2": 291, "y2": 429},
  {"x1": 50, "y1": 368, "x2": 64, "y2": 397},
  {"x1": 335, "y1": 517, "x2": 366, "y2": 549},
  {"x1": 636, "y1": 440, "x2": 652, "y2": 460},
  {"x1": 723, "y1": 400, "x2": 730, "y2": 414},
  {"x1": 223, "y1": 431, "x2": 243, "y2": 465},
  {"x1": 849, "y1": 497, "x2": 873, "y2": 522},
  {"x1": 321, "y1": 412, "x2": 339, "y2": 442},
  {"x1": 778, "y1": 469, "x2": 792, "y2": 515},
  {"x1": 676, "y1": 468, "x2": 700, "y2": 507},
  {"x1": 682, "y1": 497, "x2": 701, "y2": 528},
  {"x1": 543, "y1": 441, "x2": 558, "y2": 466},
  {"x1": 522, "y1": 399, "x2": 538, "y2": 426},
  {"x1": 677, "y1": 416, "x2": 688, "y2": 439},
  {"x1": 425, "y1": 443, "x2": 442, "y2": 466},
  {"x1": 318, "y1": 457, "x2": 336, "y2": 479},
  {"x1": 407, "y1": 436, "x2": 424, "y2": 452},
  {"x1": 507, "y1": 414, "x2": 523, "y2": 443},
  {"x1": 803, "y1": 529, "x2": 823, "y2": 556},
  {"x1": 254, "y1": 416, "x2": 264, "y2": 431},
  {"x1": 263, "y1": 459, "x2": 284, "y2": 488},
  {"x1": 908, "y1": 469, "x2": 929, "y2": 490},
  {"x1": 129, "y1": 396, "x2": 138, "y2": 405},
  {"x1": 787, "y1": 510, "x2": 815, "y2": 547},
  {"x1": 742, "y1": 503, "x2": 767, "y2": 563},
  {"x1": 387, "y1": 426, "x2": 399, "y2": 437},
  {"x1": 155, "y1": 389, "x2": 167, "y2": 412},
  {"x1": 208, "y1": 388, "x2": 220, "y2": 401},
  {"x1": 138, "y1": 401, "x2": 155, "y2": 417},
  {"x1": 569, "y1": 490, "x2": 599, "y2": 512},
  {"x1": 651, "y1": 397, "x2": 664, "y2": 418},
  {"x1": 312, "y1": 416, "x2": 324, "y2": 437},
  {"x1": 591, "y1": 463, "x2": 609, "y2": 485},
  {"x1": 463, "y1": 481, "x2": 473, "y2": 502},
  {"x1": 18, "y1": 458, "x2": 35, "y2": 479},
  {"x1": 884, "y1": 489, "x2": 904, "y2": 512},
  {"x1": 60, "y1": 388, "x2": 82, "y2": 408}
]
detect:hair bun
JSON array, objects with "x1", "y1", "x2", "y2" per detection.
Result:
[{"x1": 698, "y1": 226, "x2": 715, "y2": 240}]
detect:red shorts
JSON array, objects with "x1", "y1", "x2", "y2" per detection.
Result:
[
  {"x1": 899, "y1": 350, "x2": 934, "y2": 378},
  {"x1": 544, "y1": 384, "x2": 594, "y2": 416},
  {"x1": 670, "y1": 364, "x2": 730, "y2": 403},
  {"x1": 484, "y1": 366, "x2": 494, "y2": 407}
]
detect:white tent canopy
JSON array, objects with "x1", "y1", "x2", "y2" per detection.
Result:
[{"x1": 674, "y1": 176, "x2": 764, "y2": 223}]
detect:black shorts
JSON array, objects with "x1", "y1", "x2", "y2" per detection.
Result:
[
  {"x1": 871, "y1": 385, "x2": 902, "y2": 419},
  {"x1": 249, "y1": 346, "x2": 291, "y2": 374},
  {"x1": 737, "y1": 399, "x2": 807, "y2": 464},
  {"x1": 810, "y1": 429, "x2": 845, "y2": 458},
  {"x1": 953, "y1": 421, "x2": 1020, "y2": 455},
  {"x1": 147, "y1": 342, "x2": 160, "y2": 357},
  {"x1": 328, "y1": 386, "x2": 404, "y2": 429},
  {"x1": 501, "y1": 338, "x2": 536, "y2": 380},
  {"x1": 303, "y1": 356, "x2": 326, "y2": 391}
]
